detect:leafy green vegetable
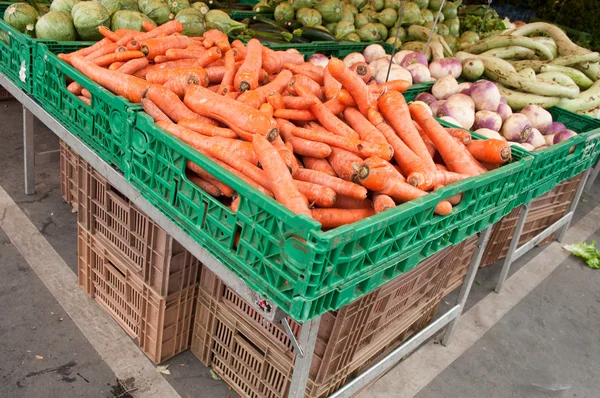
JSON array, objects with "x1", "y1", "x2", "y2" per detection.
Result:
[{"x1": 564, "y1": 241, "x2": 600, "y2": 269}]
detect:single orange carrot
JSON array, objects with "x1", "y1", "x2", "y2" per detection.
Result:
[
  {"x1": 327, "y1": 58, "x2": 372, "y2": 116},
  {"x1": 262, "y1": 47, "x2": 304, "y2": 74},
  {"x1": 78, "y1": 95, "x2": 91, "y2": 105},
  {"x1": 206, "y1": 66, "x2": 226, "y2": 84},
  {"x1": 59, "y1": 38, "x2": 112, "y2": 63},
  {"x1": 284, "y1": 62, "x2": 324, "y2": 85},
  {"x1": 282, "y1": 96, "x2": 317, "y2": 110},
  {"x1": 373, "y1": 194, "x2": 396, "y2": 213},
  {"x1": 259, "y1": 102, "x2": 274, "y2": 118},
  {"x1": 135, "y1": 20, "x2": 184, "y2": 42},
  {"x1": 189, "y1": 175, "x2": 222, "y2": 197},
  {"x1": 311, "y1": 208, "x2": 374, "y2": 229},
  {"x1": 81, "y1": 88, "x2": 91, "y2": 99},
  {"x1": 294, "y1": 168, "x2": 367, "y2": 200},
  {"x1": 414, "y1": 120, "x2": 437, "y2": 159},
  {"x1": 142, "y1": 21, "x2": 157, "y2": 32},
  {"x1": 166, "y1": 47, "x2": 221, "y2": 67},
  {"x1": 273, "y1": 108, "x2": 315, "y2": 121},
  {"x1": 84, "y1": 43, "x2": 120, "y2": 60},
  {"x1": 349, "y1": 62, "x2": 371, "y2": 83},
  {"x1": 203, "y1": 29, "x2": 231, "y2": 53},
  {"x1": 218, "y1": 50, "x2": 236, "y2": 95},
  {"x1": 327, "y1": 147, "x2": 366, "y2": 183},
  {"x1": 237, "y1": 90, "x2": 263, "y2": 109},
  {"x1": 146, "y1": 84, "x2": 214, "y2": 124},
  {"x1": 294, "y1": 180, "x2": 336, "y2": 208},
  {"x1": 323, "y1": 98, "x2": 346, "y2": 115},
  {"x1": 147, "y1": 67, "x2": 208, "y2": 88},
  {"x1": 140, "y1": 36, "x2": 198, "y2": 60},
  {"x1": 302, "y1": 156, "x2": 337, "y2": 176},
  {"x1": 187, "y1": 161, "x2": 235, "y2": 197},
  {"x1": 289, "y1": 74, "x2": 325, "y2": 101},
  {"x1": 142, "y1": 98, "x2": 171, "y2": 122},
  {"x1": 255, "y1": 69, "x2": 293, "y2": 102},
  {"x1": 92, "y1": 50, "x2": 144, "y2": 67},
  {"x1": 207, "y1": 144, "x2": 270, "y2": 191},
  {"x1": 234, "y1": 38, "x2": 262, "y2": 92},
  {"x1": 178, "y1": 119, "x2": 237, "y2": 138},
  {"x1": 466, "y1": 139, "x2": 511, "y2": 164},
  {"x1": 98, "y1": 26, "x2": 120, "y2": 42},
  {"x1": 407, "y1": 170, "x2": 469, "y2": 191},
  {"x1": 272, "y1": 135, "x2": 300, "y2": 174},
  {"x1": 334, "y1": 195, "x2": 373, "y2": 209},
  {"x1": 343, "y1": 107, "x2": 387, "y2": 145},
  {"x1": 446, "y1": 128, "x2": 472, "y2": 145},
  {"x1": 108, "y1": 61, "x2": 126, "y2": 70},
  {"x1": 267, "y1": 92, "x2": 285, "y2": 110},
  {"x1": 67, "y1": 82, "x2": 83, "y2": 95},
  {"x1": 277, "y1": 118, "x2": 331, "y2": 158},
  {"x1": 322, "y1": 67, "x2": 341, "y2": 100}
]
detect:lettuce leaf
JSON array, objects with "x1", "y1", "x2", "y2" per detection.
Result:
[{"x1": 563, "y1": 241, "x2": 600, "y2": 269}]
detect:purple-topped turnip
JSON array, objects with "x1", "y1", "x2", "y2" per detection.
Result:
[
  {"x1": 458, "y1": 82, "x2": 472, "y2": 95},
  {"x1": 308, "y1": 54, "x2": 328, "y2": 68},
  {"x1": 520, "y1": 105, "x2": 552, "y2": 134},
  {"x1": 429, "y1": 58, "x2": 462, "y2": 79},
  {"x1": 501, "y1": 114, "x2": 532, "y2": 143},
  {"x1": 406, "y1": 63, "x2": 431, "y2": 83},
  {"x1": 430, "y1": 100, "x2": 446, "y2": 116},
  {"x1": 470, "y1": 80, "x2": 501, "y2": 111},
  {"x1": 474, "y1": 110, "x2": 502, "y2": 132},
  {"x1": 544, "y1": 134, "x2": 555, "y2": 146},
  {"x1": 496, "y1": 103, "x2": 513, "y2": 122},
  {"x1": 432, "y1": 75, "x2": 459, "y2": 100},
  {"x1": 510, "y1": 142, "x2": 535, "y2": 151},
  {"x1": 363, "y1": 44, "x2": 386, "y2": 64},
  {"x1": 415, "y1": 92, "x2": 436, "y2": 106},
  {"x1": 439, "y1": 94, "x2": 475, "y2": 129},
  {"x1": 544, "y1": 122, "x2": 567, "y2": 136},
  {"x1": 375, "y1": 65, "x2": 412, "y2": 84},
  {"x1": 525, "y1": 128, "x2": 546, "y2": 148},
  {"x1": 400, "y1": 52, "x2": 428, "y2": 69},
  {"x1": 392, "y1": 50, "x2": 413, "y2": 65},
  {"x1": 554, "y1": 129, "x2": 577, "y2": 144}
]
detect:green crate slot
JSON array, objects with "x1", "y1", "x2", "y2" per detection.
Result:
[
  {"x1": 32, "y1": 43, "x2": 140, "y2": 172},
  {"x1": 127, "y1": 111, "x2": 530, "y2": 321}
]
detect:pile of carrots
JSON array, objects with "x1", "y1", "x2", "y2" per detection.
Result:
[{"x1": 58, "y1": 21, "x2": 512, "y2": 229}]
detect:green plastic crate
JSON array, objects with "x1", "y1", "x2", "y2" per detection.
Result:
[
  {"x1": 510, "y1": 107, "x2": 600, "y2": 204},
  {"x1": 32, "y1": 43, "x2": 140, "y2": 172},
  {"x1": 127, "y1": 112, "x2": 530, "y2": 321}
]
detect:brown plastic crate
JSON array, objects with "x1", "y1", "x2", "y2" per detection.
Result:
[
  {"x1": 481, "y1": 172, "x2": 584, "y2": 267},
  {"x1": 78, "y1": 225, "x2": 198, "y2": 363},
  {"x1": 59, "y1": 140, "x2": 80, "y2": 211},
  {"x1": 442, "y1": 235, "x2": 479, "y2": 297},
  {"x1": 77, "y1": 159, "x2": 199, "y2": 296}
]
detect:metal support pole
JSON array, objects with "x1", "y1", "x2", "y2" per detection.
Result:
[
  {"x1": 556, "y1": 168, "x2": 591, "y2": 243},
  {"x1": 584, "y1": 158, "x2": 600, "y2": 193},
  {"x1": 23, "y1": 106, "x2": 35, "y2": 195},
  {"x1": 442, "y1": 226, "x2": 492, "y2": 346},
  {"x1": 288, "y1": 316, "x2": 321, "y2": 398},
  {"x1": 495, "y1": 204, "x2": 530, "y2": 293}
]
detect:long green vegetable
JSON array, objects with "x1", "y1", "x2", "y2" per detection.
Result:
[
  {"x1": 557, "y1": 80, "x2": 600, "y2": 112},
  {"x1": 538, "y1": 64, "x2": 594, "y2": 89},
  {"x1": 511, "y1": 53, "x2": 600, "y2": 72},
  {"x1": 407, "y1": 25, "x2": 453, "y2": 57},
  {"x1": 464, "y1": 35, "x2": 555, "y2": 60},
  {"x1": 496, "y1": 84, "x2": 560, "y2": 110},
  {"x1": 481, "y1": 46, "x2": 536, "y2": 60}
]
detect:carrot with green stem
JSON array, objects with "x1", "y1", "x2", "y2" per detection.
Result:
[
  {"x1": 178, "y1": 119, "x2": 237, "y2": 138},
  {"x1": 343, "y1": 107, "x2": 387, "y2": 145},
  {"x1": 311, "y1": 208, "x2": 375, "y2": 229},
  {"x1": 189, "y1": 175, "x2": 222, "y2": 197},
  {"x1": 327, "y1": 147, "x2": 367, "y2": 183},
  {"x1": 187, "y1": 161, "x2": 235, "y2": 197},
  {"x1": 184, "y1": 84, "x2": 278, "y2": 140},
  {"x1": 292, "y1": 82, "x2": 359, "y2": 140},
  {"x1": 234, "y1": 38, "x2": 262, "y2": 92},
  {"x1": 142, "y1": 98, "x2": 172, "y2": 122},
  {"x1": 294, "y1": 168, "x2": 367, "y2": 200},
  {"x1": 409, "y1": 102, "x2": 484, "y2": 177},
  {"x1": 302, "y1": 156, "x2": 337, "y2": 177},
  {"x1": 92, "y1": 50, "x2": 144, "y2": 67},
  {"x1": 373, "y1": 194, "x2": 396, "y2": 213},
  {"x1": 262, "y1": 47, "x2": 304, "y2": 74},
  {"x1": 466, "y1": 139, "x2": 511, "y2": 164},
  {"x1": 327, "y1": 58, "x2": 372, "y2": 116},
  {"x1": 70, "y1": 55, "x2": 150, "y2": 103},
  {"x1": 252, "y1": 135, "x2": 310, "y2": 216}
]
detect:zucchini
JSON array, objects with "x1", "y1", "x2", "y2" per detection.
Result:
[
  {"x1": 249, "y1": 23, "x2": 289, "y2": 34},
  {"x1": 251, "y1": 15, "x2": 280, "y2": 27},
  {"x1": 253, "y1": 35, "x2": 288, "y2": 44},
  {"x1": 246, "y1": 29, "x2": 293, "y2": 41},
  {"x1": 253, "y1": 4, "x2": 274, "y2": 13},
  {"x1": 293, "y1": 27, "x2": 336, "y2": 41},
  {"x1": 285, "y1": 20, "x2": 303, "y2": 31}
]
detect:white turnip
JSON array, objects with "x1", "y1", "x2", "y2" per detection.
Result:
[
  {"x1": 439, "y1": 94, "x2": 475, "y2": 129},
  {"x1": 501, "y1": 114, "x2": 532, "y2": 142},
  {"x1": 363, "y1": 44, "x2": 386, "y2": 64},
  {"x1": 406, "y1": 63, "x2": 431, "y2": 83},
  {"x1": 470, "y1": 80, "x2": 501, "y2": 111},
  {"x1": 432, "y1": 75, "x2": 459, "y2": 100},
  {"x1": 343, "y1": 52, "x2": 365, "y2": 68},
  {"x1": 474, "y1": 110, "x2": 502, "y2": 131},
  {"x1": 520, "y1": 105, "x2": 553, "y2": 134},
  {"x1": 429, "y1": 58, "x2": 462, "y2": 79}
]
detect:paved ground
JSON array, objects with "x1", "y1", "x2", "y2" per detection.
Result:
[{"x1": 1, "y1": 96, "x2": 599, "y2": 398}]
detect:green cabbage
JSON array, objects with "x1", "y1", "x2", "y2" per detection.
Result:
[
  {"x1": 190, "y1": 1, "x2": 208, "y2": 14},
  {"x1": 414, "y1": 0, "x2": 428, "y2": 8},
  {"x1": 273, "y1": 2, "x2": 294, "y2": 22},
  {"x1": 35, "y1": 11, "x2": 77, "y2": 40},
  {"x1": 50, "y1": 0, "x2": 80, "y2": 15},
  {"x1": 290, "y1": 0, "x2": 312, "y2": 11},
  {"x1": 37, "y1": 4, "x2": 50, "y2": 16},
  {"x1": 334, "y1": 20, "x2": 354, "y2": 39},
  {"x1": 175, "y1": 8, "x2": 204, "y2": 36},
  {"x1": 428, "y1": 0, "x2": 442, "y2": 10},
  {"x1": 388, "y1": 25, "x2": 406, "y2": 41},
  {"x1": 377, "y1": 8, "x2": 396, "y2": 28},
  {"x1": 71, "y1": 2, "x2": 111, "y2": 40},
  {"x1": 296, "y1": 8, "x2": 322, "y2": 27},
  {"x1": 3, "y1": 3, "x2": 38, "y2": 34},
  {"x1": 119, "y1": 0, "x2": 139, "y2": 11},
  {"x1": 138, "y1": 0, "x2": 172, "y2": 25},
  {"x1": 93, "y1": 0, "x2": 122, "y2": 16},
  {"x1": 316, "y1": 0, "x2": 342, "y2": 23},
  {"x1": 111, "y1": 10, "x2": 154, "y2": 31},
  {"x1": 168, "y1": 0, "x2": 190, "y2": 15},
  {"x1": 325, "y1": 22, "x2": 337, "y2": 32},
  {"x1": 436, "y1": 22, "x2": 448, "y2": 36}
]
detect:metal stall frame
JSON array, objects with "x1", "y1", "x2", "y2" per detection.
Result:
[{"x1": 2, "y1": 70, "x2": 492, "y2": 397}]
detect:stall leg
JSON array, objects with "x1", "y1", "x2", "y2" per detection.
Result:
[
  {"x1": 584, "y1": 159, "x2": 600, "y2": 193},
  {"x1": 557, "y1": 168, "x2": 591, "y2": 243},
  {"x1": 495, "y1": 204, "x2": 529, "y2": 293},
  {"x1": 23, "y1": 106, "x2": 35, "y2": 195},
  {"x1": 442, "y1": 226, "x2": 492, "y2": 346},
  {"x1": 288, "y1": 316, "x2": 321, "y2": 398}
]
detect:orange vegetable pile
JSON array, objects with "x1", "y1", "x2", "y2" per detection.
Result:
[{"x1": 58, "y1": 22, "x2": 512, "y2": 230}]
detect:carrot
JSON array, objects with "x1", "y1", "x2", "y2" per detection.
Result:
[
  {"x1": 322, "y1": 68, "x2": 341, "y2": 100},
  {"x1": 166, "y1": 47, "x2": 221, "y2": 67},
  {"x1": 446, "y1": 128, "x2": 472, "y2": 145},
  {"x1": 187, "y1": 161, "x2": 235, "y2": 197},
  {"x1": 142, "y1": 98, "x2": 172, "y2": 122},
  {"x1": 414, "y1": 121, "x2": 437, "y2": 158},
  {"x1": 323, "y1": 98, "x2": 346, "y2": 115},
  {"x1": 98, "y1": 26, "x2": 120, "y2": 42},
  {"x1": 290, "y1": 125, "x2": 393, "y2": 160},
  {"x1": 234, "y1": 38, "x2": 262, "y2": 92},
  {"x1": 466, "y1": 139, "x2": 511, "y2": 164},
  {"x1": 142, "y1": 21, "x2": 157, "y2": 32},
  {"x1": 135, "y1": 59, "x2": 197, "y2": 78},
  {"x1": 159, "y1": 122, "x2": 259, "y2": 165},
  {"x1": 125, "y1": 38, "x2": 141, "y2": 51},
  {"x1": 375, "y1": 80, "x2": 411, "y2": 94},
  {"x1": 81, "y1": 88, "x2": 91, "y2": 99},
  {"x1": 108, "y1": 61, "x2": 126, "y2": 70},
  {"x1": 255, "y1": 69, "x2": 293, "y2": 102},
  {"x1": 289, "y1": 74, "x2": 325, "y2": 101},
  {"x1": 343, "y1": 108, "x2": 387, "y2": 145},
  {"x1": 78, "y1": 95, "x2": 91, "y2": 105},
  {"x1": 178, "y1": 119, "x2": 237, "y2": 138},
  {"x1": 337, "y1": 89, "x2": 357, "y2": 107},
  {"x1": 480, "y1": 162, "x2": 500, "y2": 171},
  {"x1": 135, "y1": 20, "x2": 184, "y2": 42},
  {"x1": 206, "y1": 66, "x2": 226, "y2": 84},
  {"x1": 359, "y1": 157, "x2": 452, "y2": 216},
  {"x1": 373, "y1": 194, "x2": 396, "y2": 213},
  {"x1": 282, "y1": 96, "x2": 317, "y2": 110},
  {"x1": 218, "y1": 50, "x2": 236, "y2": 95},
  {"x1": 277, "y1": 118, "x2": 331, "y2": 158},
  {"x1": 84, "y1": 43, "x2": 120, "y2": 60},
  {"x1": 273, "y1": 108, "x2": 315, "y2": 121},
  {"x1": 92, "y1": 50, "x2": 144, "y2": 67},
  {"x1": 436, "y1": 164, "x2": 448, "y2": 172},
  {"x1": 203, "y1": 29, "x2": 231, "y2": 53},
  {"x1": 262, "y1": 47, "x2": 304, "y2": 74},
  {"x1": 311, "y1": 208, "x2": 374, "y2": 229},
  {"x1": 267, "y1": 92, "x2": 285, "y2": 110},
  {"x1": 231, "y1": 39, "x2": 245, "y2": 49},
  {"x1": 147, "y1": 67, "x2": 208, "y2": 87},
  {"x1": 292, "y1": 82, "x2": 360, "y2": 140},
  {"x1": 302, "y1": 156, "x2": 336, "y2": 176},
  {"x1": 409, "y1": 102, "x2": 484, "y2": 177},
  {"x1": 59, "y1": 38, "x2": 112, "y2": 63},
  {"x1": 349, "y1": 62, "x2": 371, "y2": 83},
  {"x1": 294, "y1": 168, "x2": 367, "y2": 200},
  {"x1": 272, "y1": 136, "x2": 299, "y2": 174},
  {"x1": 294, "y1": 180, "x2": 336, "y2": 208},
  {"x1": 259, "y1": 103, "x2": 274, "y2": 118},
  {"x1": 146, "y1": 84, "x2": 213, "y2": 124},
  {"x1": 164, "y1": 48, "x2": 205, "y2": 60},
  {"x1": 208, "y1": 58, "x2": 225, "y2": 67},
  {"x1": 334, "y1": 195, "x2": 373, "y2": 209},
  {"x1": 284, "y1": 62, "x2": 324, "y2": 85},
  {"x1": 327, "y1": 147, "x2": 366, "y2": 183},
  {"x1": 189, "y1": 175, "x2": 222, "y2": 197},
  {"x1": 252, "y1": 135, "x2": 310, "y2": 215},
  {"x1": 70, "y1": 55, "x2": 150, "y2": 103},
  {"x1": 184, "y1": 85, "x2": 278, "y2": 140},
  {"x1": 407, "y1": 170, "x2": 469, "y2": 191},
  {"x1": 140, "y1": 36, "x2": 197, "y2": 60},
  {"x1": 237, "y1": 90, "x2": 263, "y2": 109},
  {"x1": 327, "y1": 58, "x2": 372, "y2": 116},
  {"x1": 231, "y1": 196, "x2": 240, "y2": 212},
  {"x1": 67, "y1": 82, "x2": 82, "y2": 95},
  {"x1": 379, "y1": 91, "x2": 436, "y2": 171}
]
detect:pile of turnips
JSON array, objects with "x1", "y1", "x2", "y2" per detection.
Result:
[
  {"x1": 416, "y1": 76, "x2": 578, "y2": 152},
  {"x1": 308, "y1": 43, "x2": 464, "y2": 87}
]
